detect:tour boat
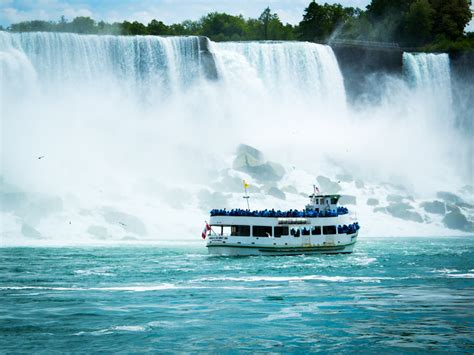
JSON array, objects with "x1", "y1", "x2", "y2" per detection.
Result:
[{"x1": 203, "y1": 192, "x2": 360, "y2": 256}]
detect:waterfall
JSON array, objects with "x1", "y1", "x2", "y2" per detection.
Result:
[
  {"x1": 403, "y1": 52, "x2": 454, "y2": 126},
  {"x1": 403, "y1": 52, "x2": 452, "y2": 101},
  {"x1": 0, "y1": 31, "x2": 469, "y2": 244},
  {"x1": 1, "y1": 32, "x2": 208, "y2": 102},
  {"x1": 215, "y1": 41, "x2": 346, "y2": 105}
]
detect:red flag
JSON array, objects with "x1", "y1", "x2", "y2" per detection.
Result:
[{"x1": 201, "y1": 222, "x2": 211, "y2": 239}]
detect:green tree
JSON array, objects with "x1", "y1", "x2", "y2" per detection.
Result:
[
  {"x1": 259, "y1": 7, "x2": 272, "y2": 40},
  {"x1": 121, "y1": 21, "x2": 148, "y2": 35},
  {"x1": 404, "y1": 0, "x2": 435, "y2": 45},
  {"x1": 70, "y1": 16, "x2": 96, "y2": 34},
  {"x1": 10, "y1": 20, "x2": 54, "y2": 32},
  {"x1": 199, "y1": 12, "x2": 247, "y2": 41},
  {"x1": 430, "y1": 0, "x2": 472, "y2": 40},
  {"x1": 147, "y1": 19, "x2": 168, "y2": 35},
  {"x1": 299, "y1": 1, "x2": 353, "y2": 41}
]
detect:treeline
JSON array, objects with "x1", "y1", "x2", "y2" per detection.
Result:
[
  {"x1": 297, "y1": 0, "x2": 473, "y2": 50},
  {"x1": 6, "y1": 8, "x2": 296, "y2": 41},
  {"x1": 5, "y1": 0, "x2": 473, "y2": 50}
]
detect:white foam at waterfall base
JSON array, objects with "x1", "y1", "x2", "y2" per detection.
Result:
[{"x1": 0, "y1": 32, "x2": 471, "y2": 245}]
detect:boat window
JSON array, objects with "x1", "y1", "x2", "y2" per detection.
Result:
[
  {"x1": 253, "y1": 226, "x2": 272, "y2": 237},
  {"x1": 323, "y1": 225, "x2": 337, "y2": 235},
  {"x1": 311, "y1": 226, "x2": 321, "y2": 235},
  {"x1": 290, "y1": 228, "x2": 300, "y2": 237},
  {"x1": 301, "y1": 227, "x2": 310, "y2": 236},
  {"x1": 274, "y1": 226, "x2": 289, "y2": 238},
  {"x1": 210, "y1": 225, "x2": 232, "y2": 236},
  {"x1": 231, "y1": 225, "x2": 250, "y2": 237},
  {"x1": 331, "y1": 197, "x2": 338, "y2": 204}
]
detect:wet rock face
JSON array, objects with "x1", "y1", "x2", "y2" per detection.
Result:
[
  {"x1": 316, "y1": 176, "x2": 341, "y2": 194},
  {"x1": 367, "y1": 198, "x2": 379, "y2": 206},
  {"x1": 21, "y1": 223, "x2": 42, "y2": 239},
  {"x1": 267, "y1": 187, "x2": 286, "y2": 200},
  {"x1": 437, "y1": 191, "x2": 462, "y2": 204},
  {"x1": 386, "y1": 203, "x2": 423, "y2": 223},
  {"x1": 198, "y1": 36, "x2": 218, "y2": 80},
  {"x1": 420, "y1": 201, "x2": 446, "y2": 215},
  {"x1": 374, "y1": 206, "x2": 387, "y2": 213},
  {"x1": 375, "y1": 202, "x2": 423, "y2": 223},
  {"x1": 442, "y1": 210, "x2": 473, "y2": 232},
  {"x1": 233, "y1": 144, "x2": 285, "y2": 182},
  {"x1": 102, "y1": 208, "x2": 147, "y2": 236},
  {"x1": 339, "y1": 195, "x2": 356, "y2": 205},
  {"x1": 355, "y1": 180, "x2": 365, "y2": 189},
  {"x1": 387, "y1": 194, "x2": 405, "y2": 203},
  {"x1": 236, "y1": 144, "x2": 264, "y2": 162}
]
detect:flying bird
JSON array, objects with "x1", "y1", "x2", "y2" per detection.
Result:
[{"x1": 37, "y1": 156, "x2": 45, "y2": 160}]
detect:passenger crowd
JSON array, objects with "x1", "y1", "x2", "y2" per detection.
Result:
[
  {"x1": 338, "y1": 222, "x2": 360, "y2": 234},
  {"x1": 289, "y1": 222, "x2": 360, "y2": 237},
  {"x1": 210, "y1": 207, "x2": 349, "y2": 218}
]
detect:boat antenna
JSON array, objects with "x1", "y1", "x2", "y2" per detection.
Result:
[{"x1": 243, "y1": 180, "x2": 250, "y2": 210}]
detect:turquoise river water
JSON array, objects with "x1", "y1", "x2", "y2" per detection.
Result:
[{"x1": 1, "y1": 237, "x2": 473, "y2": 353}]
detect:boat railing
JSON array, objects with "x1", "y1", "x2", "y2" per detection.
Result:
[{"x1": 210, "y1": 207, "x2": 349, "y2": 218}]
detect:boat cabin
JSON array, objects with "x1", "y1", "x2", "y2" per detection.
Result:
[{"x1": 306, "y1": 194, "x2": 340, "y2": 212}]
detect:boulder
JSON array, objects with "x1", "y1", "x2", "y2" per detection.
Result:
[
  {"x1": 316, "y1": 176, "x2": 341, "y2": 194},
  {"x1": 386, "y1": 202, "x2": 423, "y2": 223},
  {"x1": 339, "y1": 195, "x2": 357, "y2": 205},
  {"x1": 456, "y1": 201, "x2": 474, "y2": 209},
  {"x1": 387, "y1": 194, "x2": 404, "y2": 203},
  {"x1": 267, "y1": 187, "x2": 286, "y2": 200},
  {"x1": 267, "y1": 161, "x2": 286, "y2": 179},
  {"x1": 232, "y1": 153, "x2": 263, "y2": 170},
  {"x1": 21, "y1": 223, "x2": 42, "y2": 239},
  {"x1": 420, "y1": 200, "x2": 445, "y2": 215},
  {"x1": 442, "y1": 210, "x2": 473, "y2": 232},
  {"x1": 237, "y1": 162, "x2": 285, "y2": 182},
  {"x1": 102, "y1": 208, "x2": 147, "y2": 236},
  {"x1": 236, "y1": 144, "x2": 264, "y2": 162},
  {"x1": 233, "y1": 144, "x2": 285, "y2": 182},
  {"x1": 446, "y1": 204, "x2": 460, "y2": 213},
  {"x1": 367, "y1": 198, "x2": 379, "y2": 206},
  {"x1": 437, "y1": 191, "x2": 462, "y2": 204}
]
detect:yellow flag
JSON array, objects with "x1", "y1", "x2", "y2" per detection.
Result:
[{"x1": 243, "y1": 180, "x2": 249, "y2": 189}]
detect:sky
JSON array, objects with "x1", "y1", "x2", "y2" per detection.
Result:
[{"x1": 1, "y1": 0, "x2": 473, "y2": 31}]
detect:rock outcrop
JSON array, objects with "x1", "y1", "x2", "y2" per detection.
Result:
[{"x1": 233, "y1": 144, "x2": 285, "y2": 182}]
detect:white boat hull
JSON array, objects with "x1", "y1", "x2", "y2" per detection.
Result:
[
  {"x1": 207, "y1": 243, "x2": 356, "y2": 256},
  {"x1": 207, "y1": 234, "x2": 358, "y2": 256}
]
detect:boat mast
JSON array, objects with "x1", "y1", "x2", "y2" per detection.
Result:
[{"x1": 243, "y1": 180, "x2": 250, "y2": 210}]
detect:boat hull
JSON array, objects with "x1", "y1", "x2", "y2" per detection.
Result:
[{"x1": 207, "y1": 241, "x2": 356, "y2": 256}]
